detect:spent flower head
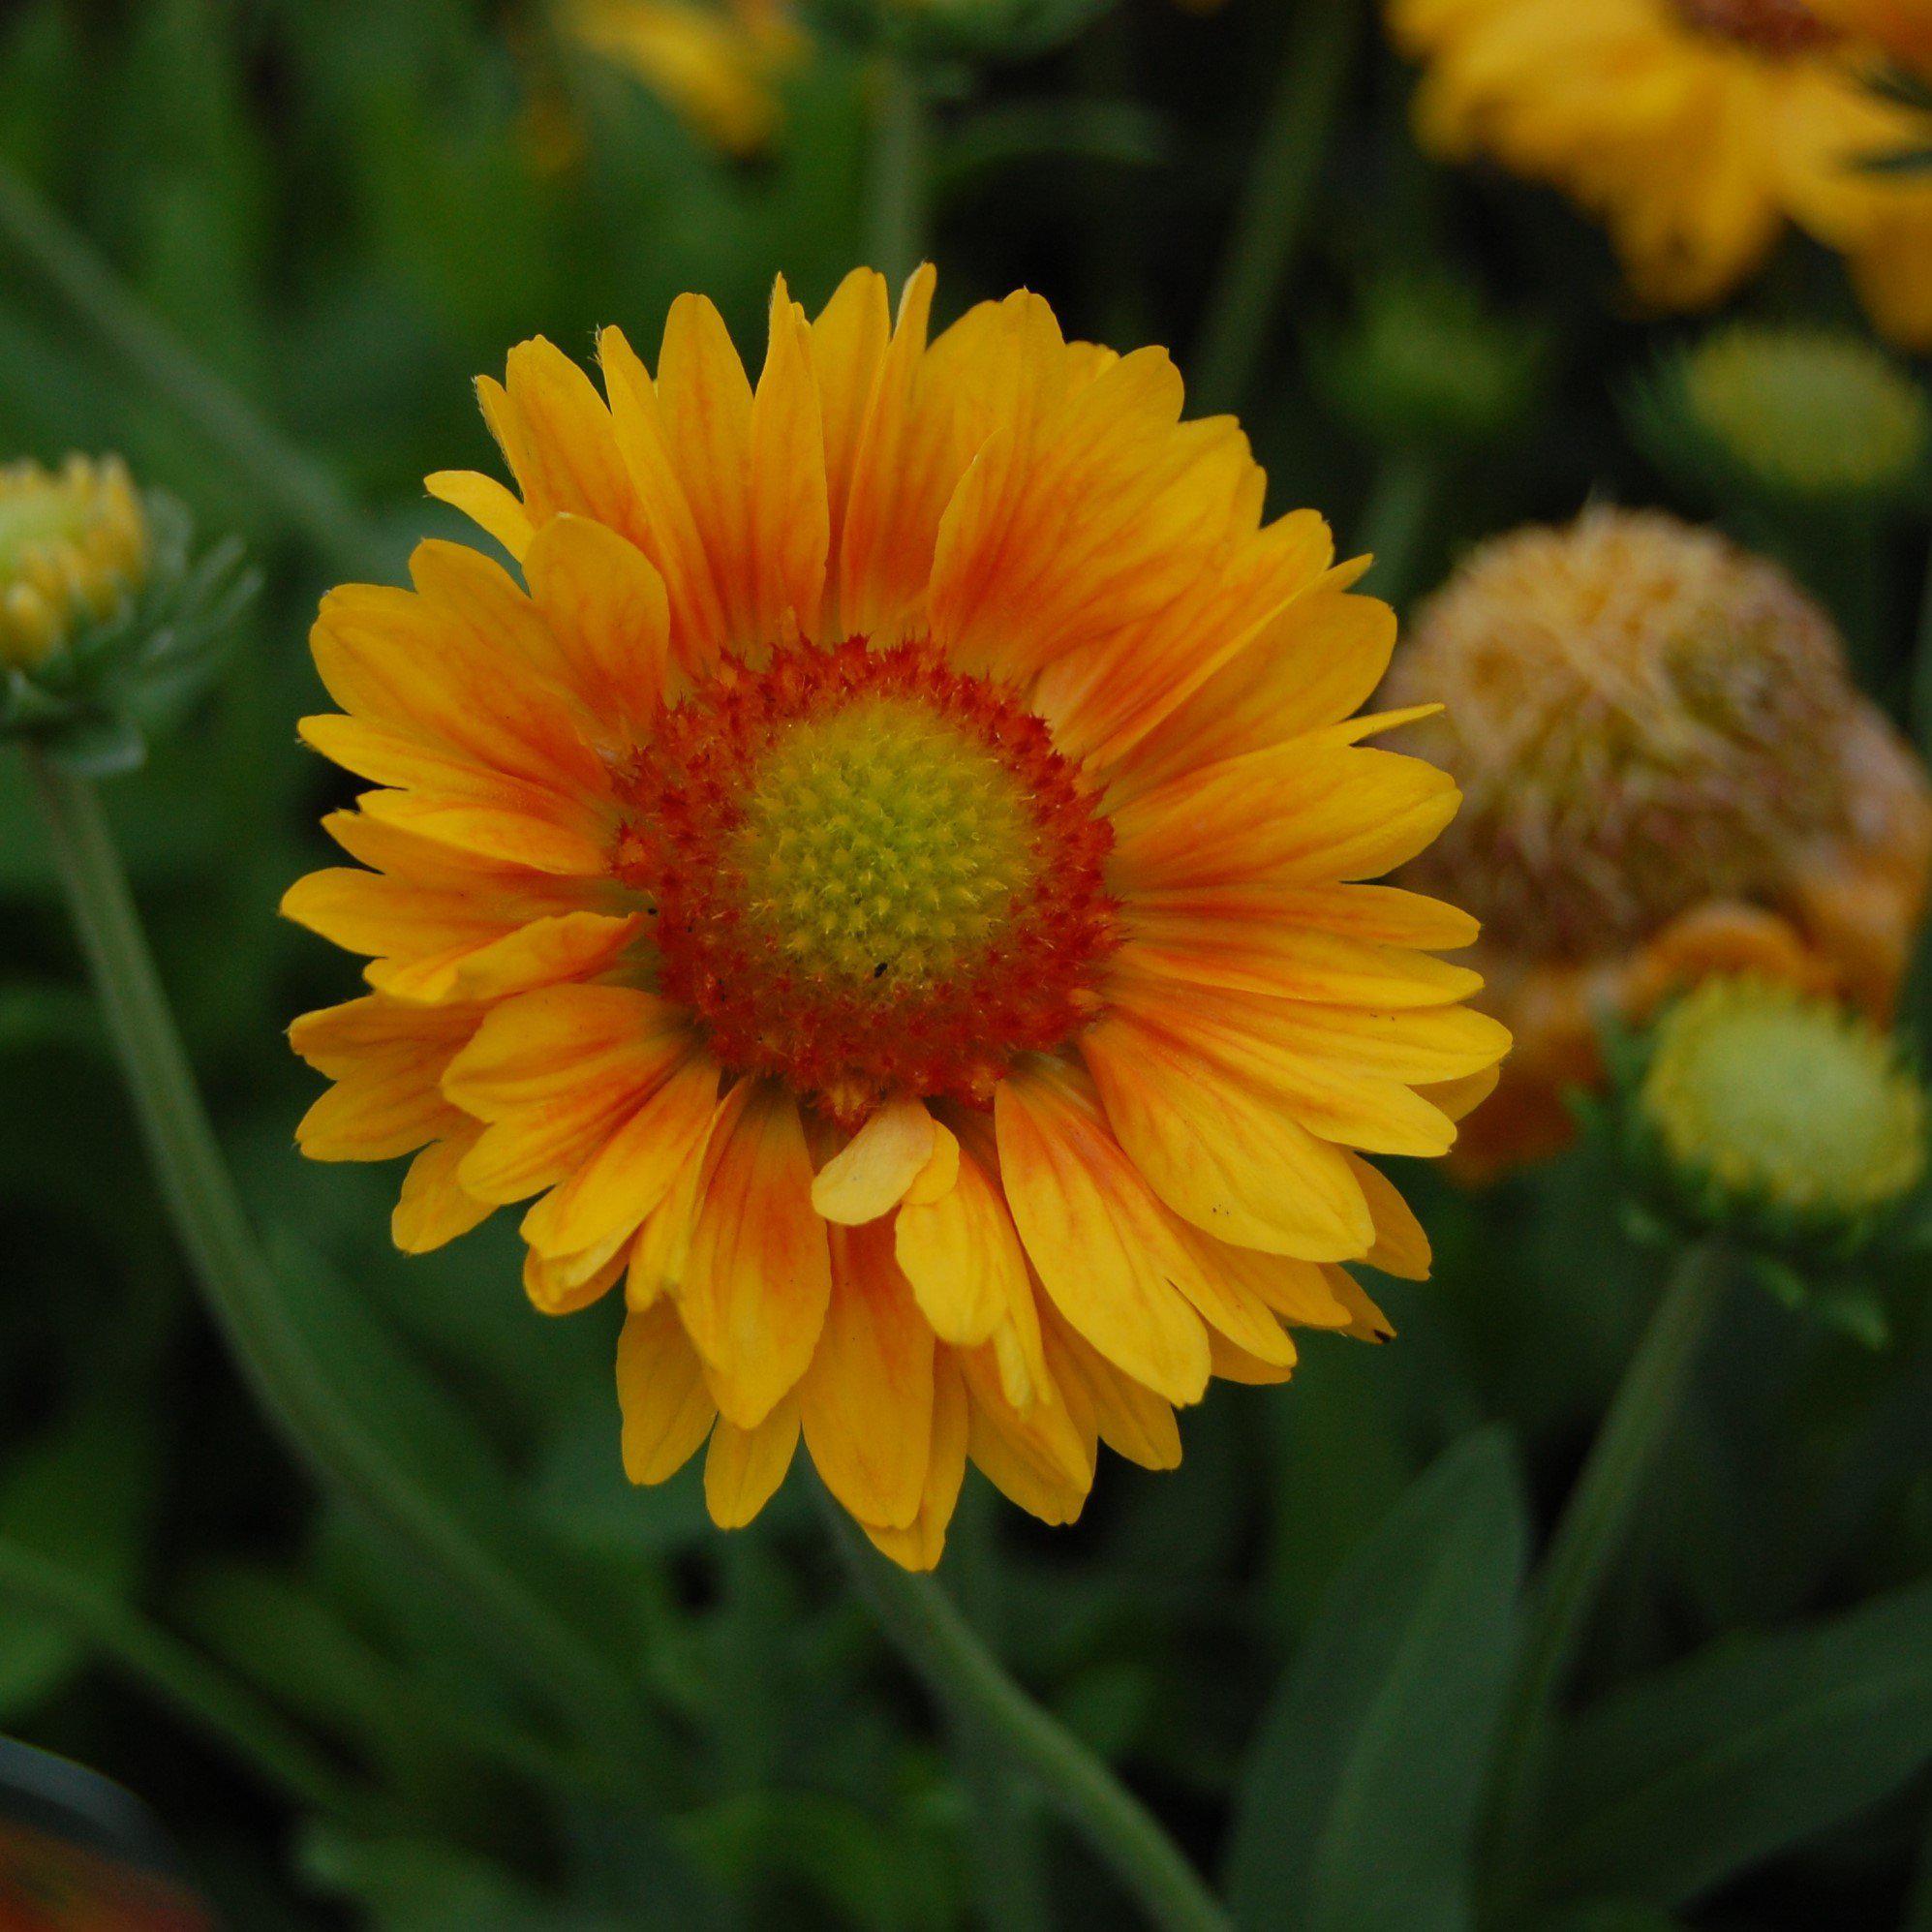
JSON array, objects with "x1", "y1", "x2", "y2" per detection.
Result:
[{"x1": 0, "y1": 455, "x2": 255, "y2": 777}]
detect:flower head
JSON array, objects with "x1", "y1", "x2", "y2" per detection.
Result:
[
  {"x1": 285, "y1": 268, "x2": 1507, "y2": 1566},
  {"x1": 0, "y1": 455, "x2": 147, "y2": 671},
  {"x1": 1386, "y1": 508, "x2": 1932, "y2": 1170},
  {"x1": 563, "y1": 0, "x2": 800, "y2": 155},
  {"x1": 1639, "y1": 323, "x2": 1929, "y2": 508},
  {"x1": 1639, "y1": 975, "x2": 1925, "y2": 1226},
  {"x1": 0, "y1": 454, "x2": 253, "y2": 776},
  {"x1": 1388, "y1": 0, "x2": 1932, "y2": 347}
]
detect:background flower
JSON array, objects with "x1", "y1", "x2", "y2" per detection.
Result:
[
  {"x1": 1384, "y1": 507, "x2": 1932, "y2": 1168},
  {"x1": 1389, "y1": 0, "x2": 1932, "y2": 345}
]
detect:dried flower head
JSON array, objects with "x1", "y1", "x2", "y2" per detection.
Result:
[{"x1": 1385, "y1": 508, "x2": 1932, "y2": 1170}]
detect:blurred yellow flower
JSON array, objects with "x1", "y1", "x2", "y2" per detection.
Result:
[
  {"x1": 1384, "y1": 507, "x2": 1932, "y2": 1171},
  {"x1": 284, "y1": 268, "x2": 1505, "y2": 1566},
  {"x1": 1389, "y1": 0, "x2": 1932, "y2": 347},
  {"x1": 564, "y1": 0, "x2": 801, "y2": 155},
  {"x1": 0, "y1": 455, "x2": 147, "y2": 671}
]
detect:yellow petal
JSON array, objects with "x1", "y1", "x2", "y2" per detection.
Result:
[
  {"x1": 617, "y1": 1301, "x2": 716, "y2": 1482},
  {"x1": 1083, "y1": 1010, "x2": 1377, "y2": 1260},
  {"x1": 811, "y1": 1096, "x2": 935, "y2": 1224},
  {"x1": 678, "y1": 1082, "x2": 832, "y2": 1427},
  {"x1": 704, "y1": 1392, "x2": 801, "y2": 1528},
  {"x1": 521, "y1": 512, "x2": 671, "y2": 738},
  {"x1": 994, "y1": 1063, "x2": 1211, "y2": 1407},
  {"x1": 893, "y1": 1142, "x2": 1027, "y2": 1349},
  {"x1": 801, "y1": 1222, "x2": 935, "y2": 1529},
  {"x1": 861, "y1": 1352, "x2": 968, "y2": 1571},
  {"x1": 392, "y1": 1131, "x2": 491, "y2": 1254}
]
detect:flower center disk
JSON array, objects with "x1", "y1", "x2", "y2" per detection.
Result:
[
  {"x1": 1675, "y1": 0, "x2": 1835, "y2": 52},
  {"x1": 617, "y1": 639, "x2": 1117, "y2": 1123}
]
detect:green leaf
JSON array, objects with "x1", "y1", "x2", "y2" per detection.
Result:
[
  {"x1": 1536, "y1": 1577, "x2": 1932, "y2": 1908},
  {"x1": 299, "y1": 1826, "x2": 630, "y2": 1932},
  {"x1": 1225, "y1": 1427, "x2": 1528, "y2": 1932},
  {"x1": 0, "y1": 1388, "x2": 158, "y2": 1718}
]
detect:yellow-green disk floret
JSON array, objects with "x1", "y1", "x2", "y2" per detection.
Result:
[
  {"x1": 1640, "y1": 975, "x2": 1926, "y2": 1229},
  {"x1": 1674, "y1": 324, "x2": 1929, "y2": 503},
  {"x1": 730, "y1": 694, "x2": 1040, "y2": 988},
  {"x1": 0, "y1": 455, "x2": 149, "y2": 669}
]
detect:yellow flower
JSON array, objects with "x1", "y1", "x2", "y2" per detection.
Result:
[
  {"x1": 284, "y1": 269, "x2": 1507, "y2": 1566},
  {"x1": 1388, "y1": 0, "x2": 1932, "y2": 347},
  {"x1": 0, "y1": 455, "x2": 147, "y2": 671},
  {"x1": 564, "y1": 0, "x2": 801, "y2": 155},
  {"x1": 1386, "y1": 507, "x2": 1932, "y2": 1171}
]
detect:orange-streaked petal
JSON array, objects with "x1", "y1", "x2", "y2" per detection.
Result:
[
  {"x1": 994, "y1": 1062, "x2": 1211, "y2": 1406},
  {"x1": 862, "y1": 1351, "x2": 968, "y2": 1571},
  {"x1": 678, "y1": 1082, "x2": 832, "y2": 1427},
  {"x1": 801, "y1": 1220, "x2": 935, "y2": 1529}
]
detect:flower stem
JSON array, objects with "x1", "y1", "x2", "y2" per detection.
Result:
[
  {"x1": 0, "y1": 162, "x2": 387, "y2": 580},
  {"x1": 21, "y1": 751, "x2": 659, "y2": 1782},
  {"x1": 1191, "y1": 0, "x2": 1361, "y2": 415},
  {"x1": 1360, "y1": 445, "x2": 1440, "y2": 612},
  {"x1": 0, "y1": 1535, "x2": 369, "y2": 1823},
  {"x1": 870, "y1": 54, "x2": 929, "y2": 287},
  {"x1": 1483, "y1": 1238, "x2": 1733, "y2": 1898},
  {"x1": 817, "y1": 1488, "x2": 1231, "y2": 1932}
]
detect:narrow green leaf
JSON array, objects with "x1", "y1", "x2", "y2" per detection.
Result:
[
  {"x1": 1537, "y1": 1578, "x2": 1932, "y2": 1908},
  {"x1": 1225, "y1": 1427, "x2": 1528, "y2": 1932}
]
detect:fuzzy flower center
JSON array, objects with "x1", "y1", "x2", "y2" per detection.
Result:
[
  {"x1": 615, "y1": 638, "x2": 1117, "y2": 1123},
  {"x1": 1675, "y1": 0, "x2": 1835, "y2": 53}
]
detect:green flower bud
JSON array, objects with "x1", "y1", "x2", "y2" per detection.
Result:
[
  {"x1": 1636, "y1": 975, "x2": 1925, "y2": 1261},
  {"x1": 1635, "y1": 323, "x2": 1930, "y2": 512},
  {"x1": 0, "y1": 453, "x2": 256, "y2": 777},
  {"x1": 1315, "y1": 272, "x2": 1546, "y2": 453}
]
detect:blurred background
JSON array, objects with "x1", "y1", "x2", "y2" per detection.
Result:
[{"x1": 3, "y1": 0, "x2": 1932, "y2": 1925}]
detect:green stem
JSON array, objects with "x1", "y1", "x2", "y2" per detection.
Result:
[
  {"x1": 818, "y1": 1490, "x2": 1230, "y2": 1932},
  {"x1": 22, "y1": 751, "x2": 656, "y2": 1782},
  {"x1": 1360, "y1": 445, "x2": 1440, "y2": 612},
  {"x1": 948, "y1": 1487, "x2": 1054, "y2": 1932},
  {"x1": 869, "y1": 55, "x2": 929, "y2": 288},
  {"x1": 1190, "y1": 0, "x2": 1361, "y2": 415},
  {"x1": 0, "y1": 162, "x2": 386, "y2": 580},
  {"x1": 0, "y1": 1536, "x2": 367, "y2": 1823},
  {"x1": 1483, "y1": 1239, "x2": 1733, "y2": 1899}
]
